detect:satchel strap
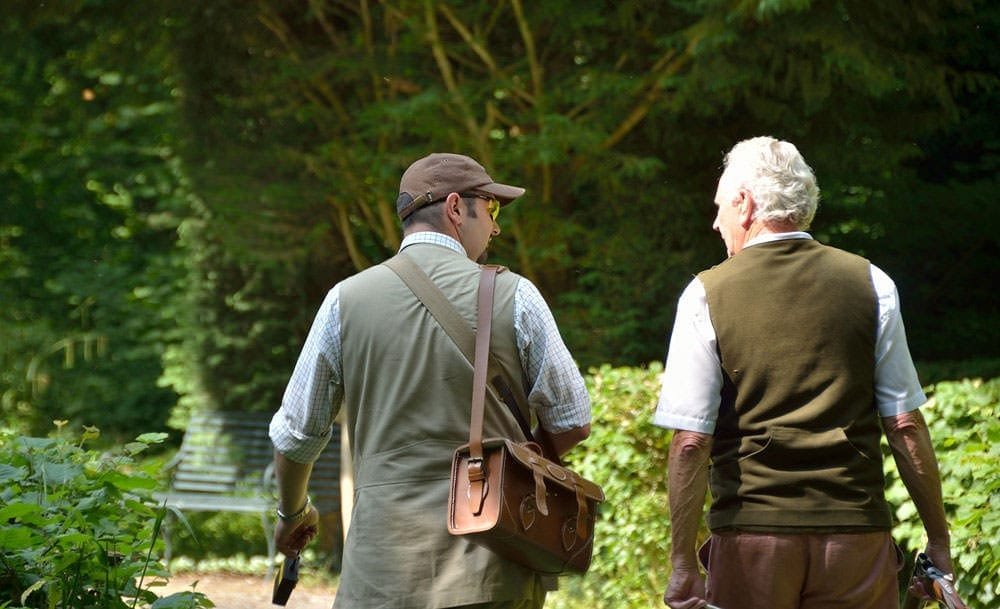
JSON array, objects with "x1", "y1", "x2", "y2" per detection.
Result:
[
  {"x1": 468, "y1": 266, "x2": 499, "y2": 463},
  {"x1": 384, "y1": 254, "x2": 534, "y2": 441}
]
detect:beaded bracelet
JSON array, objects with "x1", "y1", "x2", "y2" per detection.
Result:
[{"x1": 276, "y1": 496, "x2": 311, "y2": 523}]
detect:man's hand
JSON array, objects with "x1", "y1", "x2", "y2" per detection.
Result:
[
  {"x1": 922, "y1": 539, "x2": 954, "y2": 578},
  {"x1": 274, "y1": 503, "x2": 320, "y2": 557},
  {"x1": 665, "y1": 431, "x2": 712, "y2": 608},
  {"x1": 905, "y1": 549, "x2": 966, "y2": 609},
  {"x1": 272, "y1": 450, "x2": 319, "y2": 557},
  {"x1": 663, "y1": 565, "x2": 708, "y2": 609}
]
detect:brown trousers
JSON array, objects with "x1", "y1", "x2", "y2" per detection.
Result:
[{"x1": 703, "y1": 530, "x2": 903, "y2": 609}]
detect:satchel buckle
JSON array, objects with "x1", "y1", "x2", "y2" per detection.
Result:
[
  {"x1": 466, "y1": 458, "x2": 489, "y2": 516},
  {"x1": 467, "y1": 458, "x2": 485, "y2": 482}
]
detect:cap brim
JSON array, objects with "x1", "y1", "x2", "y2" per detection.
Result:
[{"x1": 479, "y1": 182, "x2": 526, "y2": 205}]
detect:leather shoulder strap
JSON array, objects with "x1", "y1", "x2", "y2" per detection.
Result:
[
  {"x1": 468, "y1": 266, "x2": 499, "y2": 461},
  {"x1": 383, "y1": 254, "x2": 534, "y2": 435}
]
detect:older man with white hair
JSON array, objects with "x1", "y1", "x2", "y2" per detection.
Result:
[{"x1": 656, "y1": 136, "x2": 956, "y2": 609}]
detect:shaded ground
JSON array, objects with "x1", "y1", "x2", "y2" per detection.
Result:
[{"x1": 157, "y1": 572, "x2": 337, "y2": 609}]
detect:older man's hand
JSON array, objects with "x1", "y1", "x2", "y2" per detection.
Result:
[{"x1": 663, "y1": 565, "x2": 708, "y2": 609}]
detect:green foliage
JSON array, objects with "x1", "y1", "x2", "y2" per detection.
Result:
[
  {"x1": 163, "y1": 511, "x2": 266, "y2": 560},
  {"x1": 0, "y1": 2, "x2": 186, "y2": 438},
  {"x1": 550, "y1": 364, "x2": 675, "y2": 609},
  {"x1": 162, "y1": 0, "x2": 999, "y2": 378},
  {"x1": 1, "y1": 0, "x2": 997, "y2": 472},
  {"x1": 885, "y1": 378, "x2": 1000, "y2": 609},
  {"x1": 0, "y1": 426, "x2": 212, "y2": 609}
]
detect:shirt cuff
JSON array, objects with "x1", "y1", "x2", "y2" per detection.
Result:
[
  {"x1": 876, "y1": 390, "x2": 928, "y2": 418},
  {"x1": 652, "y1": 409, "x2": 716, "y2": 434},
  {"x1": 269, "y1": 412, "x2": 333, "y2": 464}
]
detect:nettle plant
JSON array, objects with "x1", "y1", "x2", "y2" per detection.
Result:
[
  {"x1": 884, "y1": 378, "x2": 1000, "y2": 609},
  {"x1": 0, "y1": 425, "x2": 212, "y2": 609}
]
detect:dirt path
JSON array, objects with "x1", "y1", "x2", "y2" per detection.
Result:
[{"x1": 157, "y1": 572, "x2": 337, "y2": 609}]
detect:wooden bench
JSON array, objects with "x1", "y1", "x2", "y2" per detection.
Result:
[{"x1": 155, "y1": 410, "x2": 341, "y2": 573}]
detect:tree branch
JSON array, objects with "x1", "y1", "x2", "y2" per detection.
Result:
[
  {"x1": 332, "y1": 200, "x2": 372, "y2": 270},
  {"x1": 423, "y1": 0, "x2": 484, "y2": 150},
  {"x1": 599, "y1": 20, "x2": 711, "y2": 150},
  {"x1": 510, "y1": 0, "x2": 543, "y2": 99},
  {"x1": 438, "y1": 3, "x2": 497, "y2": 75}
]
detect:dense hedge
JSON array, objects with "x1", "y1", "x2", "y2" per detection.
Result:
[
  {"x1": 886, "y1": 377, "x2": 1000, "y2": 609},
  {"x1": 551, "y1": 366, "x2": 999, "y2": 609},
  {"x1": 552, "y1": 364, "x2": 673, "y2": 608}
]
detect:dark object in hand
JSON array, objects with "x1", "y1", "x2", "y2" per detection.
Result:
[
  {"x1": 902, "y1": 552, "x2": 968, "y2": 609},
  {"x1": 272, "y1": 556, "x2": 300, "y2": 606}
]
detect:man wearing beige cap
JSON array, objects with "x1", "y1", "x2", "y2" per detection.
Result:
[{"x1": 270, "y1": 153, "x2": 592, "y2": 608}]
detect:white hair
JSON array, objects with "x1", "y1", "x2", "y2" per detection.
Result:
[{"x1": 721, "y1": 136, "x2": 819, "y2": 230}]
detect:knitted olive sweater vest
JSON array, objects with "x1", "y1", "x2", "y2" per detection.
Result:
[{"x1": 698, "y1": 238, "x2": 892, "y2": 531}]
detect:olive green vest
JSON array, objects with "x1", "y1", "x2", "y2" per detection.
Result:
[
  {"x1": 699, "y1": 238, "x2": 892, "y2": 531},
  {"x1": 335, "y1": 242, "x2": 540, "y2": 607}
]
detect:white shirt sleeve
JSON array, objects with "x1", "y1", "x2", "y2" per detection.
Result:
[
  {"x1": 871, "y1": 265, "x2": 927, "y2": 416},
  {"x1": 653, "y1": 278, "x2": 722, "y2": 434}
]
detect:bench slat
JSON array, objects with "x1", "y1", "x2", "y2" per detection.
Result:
[{"x1": 162, "y1": 411, "x2": 340, "y2": 513}]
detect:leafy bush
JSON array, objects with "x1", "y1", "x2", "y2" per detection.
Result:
[
  {"x1": 0, "y1": 425, "x2": 212, "y2": 609},
  {"x1": 550, "y1": 363, "x2": 675, "y2": 609},
  {"x1": 886, "y1": 377, "x2": 1000, "y2": 609},
  {"x1": 164, "y1": 511, "x2": 265, "y2": 560}
]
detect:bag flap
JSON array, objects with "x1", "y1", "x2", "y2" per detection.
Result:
[{"x1": 491, "y1": 438, "x2": 605, "y2": 502}]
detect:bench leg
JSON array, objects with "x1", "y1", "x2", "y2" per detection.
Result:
[
  {"x1": 162, "y1": 509, "x2": 173, "y2": 566},
  {"x1": 261, "y1": 509, "x2": 276, "y2": 580}
]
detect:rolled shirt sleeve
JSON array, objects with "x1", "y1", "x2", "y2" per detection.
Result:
[
  {"x1": 269, "y1": 285, "x2": 343, "y2": 464},
  {"x1": 514, "y1": 278, "x2": 591, "y2": 433}
]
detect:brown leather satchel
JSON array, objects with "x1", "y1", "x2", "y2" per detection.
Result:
[
  {"x1": 448, "y1": 436, "x2": 604, "y2": 573},
  {"x1": 384, "y1": 255, "x2": 604, "y2": 574}
]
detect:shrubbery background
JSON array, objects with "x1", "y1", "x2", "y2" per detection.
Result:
[{"x1": 886, "y1": 377, "x2": 1000, "y2": 608}]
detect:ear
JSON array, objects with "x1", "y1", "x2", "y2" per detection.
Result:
[
  {"x1": 441, "y1": 192, "x2": 464, "y2": 226},
  {"x1": 738, "y1": 190, "x2": 755, "y2": 229}
]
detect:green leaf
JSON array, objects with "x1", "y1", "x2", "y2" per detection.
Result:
[
  {"x1": 105, "y1": 470, "x2": 158, "y2": 491},
  {"x1": 151, "y1": 591, "x2": 215, "y2": 608},
  {"x1": 0, "y1": 525, "x2": 41, "y2": 550},
  {"x1": 124, "y1": 442, "x2": 150, "y2": 455},
  {"x1": 0, "y1": 463, "x2": 27, "y2": 482},
  {"x1": 0, "y1": 502, "x2": 43, "y2": 521},
  {"x1": 135, "y1": 432, "x2": 169, "y2": 444},
  {"x1": 41, "y1": 461, "x2": 83, "y2": 485}
]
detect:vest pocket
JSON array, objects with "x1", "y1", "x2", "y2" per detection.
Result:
[
  {"x1": 714, "y1": 425, "x2": 883, "y2": 511},
  {"x1": 739, "y1": 425, "x2": 875, "y2": 461}
]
